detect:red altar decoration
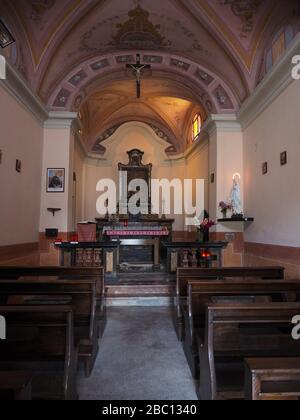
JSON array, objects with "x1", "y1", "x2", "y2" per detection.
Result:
[
  {"x1": 105, "y1": 230, "x2": 169, "y2": 237},
  {"x1": 77, "y1": 223, "x2": 97, "y2": 242}
]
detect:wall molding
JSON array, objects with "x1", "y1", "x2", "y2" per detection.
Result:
[
  {"x1": 238, "y1": 34, "x2": 300, "y2": 130},
  {"x1": 203, "y1": 114, "x2": 241, "y2": 136},
  {"x1": 2, "y1": 35, "x2": 300, "y2": 141},
  {"x1": 44, "y1": 111, "x2": 78, "y2": 129},
  {"x1": 0, "y1": 59, "x2": 48, "y2": 124}
]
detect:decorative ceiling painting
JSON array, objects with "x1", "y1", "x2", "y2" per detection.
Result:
[
  {"x1": 1, "y1": 0, "x2": 299, "y2": 155},
  {"x1": 219, "y1": 0, "x2": 266, "y2": 38},
  {"x1": 30, "y1": 0, "x2": 57, "y2": 24},
  {"x1": 110, "y1": 5, "x2": 170, "y2": 50}
]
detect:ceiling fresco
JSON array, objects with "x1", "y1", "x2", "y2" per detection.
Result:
[{"x1": 1, "y1": 0, "x2": 299, "y2": 155}]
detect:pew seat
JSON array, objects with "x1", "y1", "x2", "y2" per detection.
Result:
[
  {"x1": 245, "y1": 358, "x2": 300, "y2": 400},
  {"x1": 0, "y1": 305, "x2": 78, "y2": 400},
  {"x1": 182, "y1": 279, "x2": 300, "y2": 379},
  {"x1": 198, "y1": 303, "x2": 300, "y2": 400},
  {"x1": 0, "y1": 278, "x2": 100, "y2": 377},
  {"x1": 0, "y1": 371, "x2": 33, "y2": 400},
  {"x1": 174, "y1": 266, "x2": 285, "y2": 341}
]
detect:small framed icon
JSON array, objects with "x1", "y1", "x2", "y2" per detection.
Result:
[
  {"x1": 280, "y1": 151, "x2": 287, "y2": 166},
  {"x1": 16, "y1": 159, "x2": 22, "y2": 173},
  {"x1": 262, "y1": 162, "x2": 268, "y2": 175}
]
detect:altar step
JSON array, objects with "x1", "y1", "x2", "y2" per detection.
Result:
[{"x1": 105, "y1": 282, "x2": 175, "y2": 307}]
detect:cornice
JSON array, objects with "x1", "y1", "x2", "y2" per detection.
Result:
[
  {"x1": 0, "y1": 58, "x2": 48, "y2": 124},
  {"x1": 238, "y1": 34, "x2": 300, "y2": 130},
  {"x1": 44, "y1": 111, "x2": 78, "y2": 128},
  {"x1": 1, "y1": 34, "x2": 300, "y2": 142},
  {"x1": 202, "y1": 114, "x2": 241, "y2": 136}
]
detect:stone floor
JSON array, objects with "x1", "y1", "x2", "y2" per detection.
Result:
[{"x1": 78, "y1": 307, "x2": 198, "y2": 400}]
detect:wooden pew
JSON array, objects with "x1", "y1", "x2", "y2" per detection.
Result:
[
  {"x1": 245, "y1": 358, "x2": 300, "y2": 400},
  {"x1": 183, "y1": 279, "x2": 300, "y2": 379},
  {"x1": 0, "y1": 372, "x2": 33, "y2": 400},
  {"x1": 0, "y1": 266, "x2": 105, "y2": 300},
  {"x1": 0, "y1": 305, "x2": 78, "y2": 400},
  {"x1": 0, "y1": 266, "x2": 106, "y2": 352},
  {"x1": 174, "y1": 266, "x2": 285, "y2": 341},
  {"x1": 0, "y1": 278, "x2": 100, "y2": 377},
  {"x1": 198, "y1": 303, "x2": 300, "y2": 400}
]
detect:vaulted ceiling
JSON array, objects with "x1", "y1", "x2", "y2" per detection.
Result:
[{"x1": 1, "y1": 0, "x2": 299, "y2": 154}]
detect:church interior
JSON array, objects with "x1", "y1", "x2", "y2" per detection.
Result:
[{"x1": 0, "y1": 0, "x2": 300, "y2": 401}]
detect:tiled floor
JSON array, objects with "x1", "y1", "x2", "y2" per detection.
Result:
[{"x1": 78, "y1": 307, "x2": 198, "y2": 400}]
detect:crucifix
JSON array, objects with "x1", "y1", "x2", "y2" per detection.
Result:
[{"x1": 126, "y1": 54, "x2": 151, "y2": 99}]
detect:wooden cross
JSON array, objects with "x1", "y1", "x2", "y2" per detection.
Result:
[{"x1": 126, "y1": 54, "x2": 151, "y2": 99}]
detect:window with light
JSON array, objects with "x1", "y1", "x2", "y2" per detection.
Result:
[{"x1": 192, "y1": 114, "x2": 202, "y2": 141}]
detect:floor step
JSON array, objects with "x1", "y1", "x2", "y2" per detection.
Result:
[
  {"x1": 105, "y1": 284, "x2": 175, "y2": 307},
  {"x1": 106, "y1": 284, "x2": 175, "y2": 298}
]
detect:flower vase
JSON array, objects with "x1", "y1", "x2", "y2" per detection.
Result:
[
  {"x1": 198, "y1": 229, "x2": 209, "y2": 243},
  {"x1": 198, "y1": 230, "x2": 204, "y2": 243},
  {"x1": 221, "y1": 210, "x2": 228, "y2": 219}
]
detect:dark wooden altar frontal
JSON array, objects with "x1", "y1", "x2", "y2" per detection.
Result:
[{"x1": 163, "y1": 241, "x2": 228, "y2": 273}]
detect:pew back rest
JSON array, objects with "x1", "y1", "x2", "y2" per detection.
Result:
[
  {"x1": 245, "y1": 358, "x2": 300, "y2": 400},
  {"x1": 0, "y1": 305, "x2": 74, "y2": 357},
  {"x1": 0, "y1": 305, "x2": 77, "y2": 400},
  {"x1": 0, "y1": 267, "x2": 105, "y2": 298},
  {"x1": 204, "y1": 302, "x2": 300, "y2": 354},
  {"x1": 187, "y1": 280, "x2": 300, "y2": 344},
  {"x1": 176, "y1": 267, "x2": 285, "y2": 299},
  {"x1": 0, "y1": 279, "x2": 97, "y2": 341},
  {"x1": 199, "y1": 303, "x2": 300, "y2": 401}
]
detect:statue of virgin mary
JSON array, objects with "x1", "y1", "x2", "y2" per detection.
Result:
[{"x1": 230, "y1": 174, "x2": 243, "y2": 216}]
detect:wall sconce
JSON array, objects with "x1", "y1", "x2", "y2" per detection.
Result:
[{"x1": 0, "y1": 19, "x2": 15, "y2": 48}]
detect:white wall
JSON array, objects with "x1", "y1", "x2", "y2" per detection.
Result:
[
  {"x1": 0, "y1": 84, "x2": 43, "y2": 246},
  {"x1": 73, "y1": 140, "x2": 85, "y2": 225},
  {"x1": 208, "y1": 126, "x2": 244, "y2": 233},
  {"x1": 39, "y1": 125, "x2": 74, "y2": 233},
  {"x1": 244, "y1": 80, "x2": 300, "y2": 247}
]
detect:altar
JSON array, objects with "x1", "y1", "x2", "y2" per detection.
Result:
[
  {"x1": 56, "y1": 149, "x2": 228, "y2": 278},
  {"x1": 96, "y1": 217, "x2": 175, "y2": 271}
]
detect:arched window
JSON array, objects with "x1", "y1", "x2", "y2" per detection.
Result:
[{"x1": 192, "y1": 114, "x2": 202, "y2": 141}]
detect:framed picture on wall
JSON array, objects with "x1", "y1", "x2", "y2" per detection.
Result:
[
  {"x1": 16, "y1": 159, "x2": 22, "y2": 173},
  {"x1": 262, "y1": 162, "x2": 268, "y2": 175},
  {"x1": 47, "y1": 168, "x2": 65, "y2": 193},
  {"x1": 280, "y1": 151, "x2": 287, "y2": 166}
]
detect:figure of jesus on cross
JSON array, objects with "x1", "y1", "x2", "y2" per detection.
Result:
[{"x1": 126, "y1": 54, "x2": 151, "y2": 99}]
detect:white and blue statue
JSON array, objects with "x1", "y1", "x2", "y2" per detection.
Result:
[{"x1": 230, "y1": 173, "x2": 243, "y2": 216}]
